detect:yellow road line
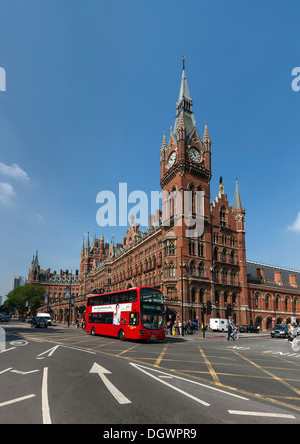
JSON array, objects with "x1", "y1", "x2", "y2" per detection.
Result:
[
  {"x1": 154, "y1": 343, "x2": 169, "y2": 367},
  {"x1": 231, "y1": 350, "x2": 300, "y2": 397},
  {"x1": 117, "y1": 344, "x2": 140, "y2": 356},
  {"x1": 198, "y1": 347, "x2": 221, "y2": 386}
]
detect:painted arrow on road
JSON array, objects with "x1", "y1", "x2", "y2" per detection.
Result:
[{"x1": 89, "y1": 363, "x2": 131, "y2": 405}]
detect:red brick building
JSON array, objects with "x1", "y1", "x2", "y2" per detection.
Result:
[{"x1": 29, "y1": 66, "x2": 300, "y2": 329}]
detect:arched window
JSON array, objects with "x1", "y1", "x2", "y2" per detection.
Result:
[
  {"x1": 197, "y1": 242, "x2": 204, "y2": 257},
  {"x1": 191, "y1": 289, "x2": 196, "y2": 303},
  {"x1": 189, "y1": 261, "x2": 196, "y2": 276},
  {"x1": 222, "y1": 269, "x2": 227, "y2": 284},
  {"x1": 188, "y1": 184, "x2": 196, "y2": 214},
  {"x1": 232, "y1": 293, "x2": 237, "y2": 305},
  {"x1": 213, "y1": 247, "x2": 218, "y2": 261},
  {"x1": 199, "y1": 289, "x2": 205, "y2": 304},
  {"x1": 265, "y1": 295, "x2": 269, "y2": 309},
  {"x1": 169, "y1": 263, "x2": 176, "y2": 278},
  {"x1": 213, "y1": 268, "x2": 219, "y2": 282},
  {"x1": 224, "y1": 291, "x2": 229, "y2": 305},
  {"x1": 230, "y1": 270, "x2": 236, "y2": 285},
  {"x1": 222, "y1": 249, "x2": 226, "y2": 262},
  {"x1": 198, "y1": 263, "x2": 204, "y2": 277},
  {"x1": 169, "y1": 242, "x2": 175, "y2": 255},
  {"x1": 220, "y1": 207, "x2": 227, "y2": 227},
  {"x1": 285, "y1": 297, "x2": 289, "y2": 311},
  {"x1": 189, "y1": 240, "x2": 195, "y2": 255}
]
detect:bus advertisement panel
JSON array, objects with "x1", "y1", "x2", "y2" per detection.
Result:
[{"x1": 84, "y1": 287, "x2": 165, "y2": 341}]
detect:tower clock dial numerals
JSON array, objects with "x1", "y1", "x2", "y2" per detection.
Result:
[
  {"x1": 189, "y1": 147, "x2": 201, "y2": 163},
  {"x1": 167, "y1": 151, "x2": 177, "y2": 168}
]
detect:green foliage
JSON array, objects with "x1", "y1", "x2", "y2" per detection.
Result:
[{"x1": 1, "y1": 284, "x2": 44, "y2": 315}]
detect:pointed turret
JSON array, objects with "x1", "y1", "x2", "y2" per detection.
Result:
[
  {"x1": 233, "y1": 179, "x2": 243, "y2": 210},
  {"x1": 85, "y1": 230, "x2": 90, "y2": 256},
  {"x1": 203, "y1": 122, "x2": 211, "y2": 145},
  {"x1": 174, "y1": 64, "x2": 196, "y2": 140},
  {"x1": 81, "y1": 237, "x2": 85, "y2": 255},
  {"x1": 160, "y1": 132, "x2": 167, "y2": 159}
]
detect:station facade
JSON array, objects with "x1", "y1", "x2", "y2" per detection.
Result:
[{"x1": 28, "y1": 67, "x2": 300, "y2": 330}]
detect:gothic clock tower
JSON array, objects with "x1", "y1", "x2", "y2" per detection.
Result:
[{"x1": 160, "y1": 62, "x2": 214, "y2": 312}]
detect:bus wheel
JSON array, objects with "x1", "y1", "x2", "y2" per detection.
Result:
[
  {"x1": 118, "y1": 329, "x2": 125, "y2": 341},
  {"x1": 91, "y1": 327, "x2": 96, "y2": 336}
]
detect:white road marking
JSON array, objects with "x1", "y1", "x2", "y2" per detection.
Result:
[
  {"x1": 0, "y1": 347, "x2": 16, "y2": 354},
  {"x1": 62, "y1": 345, "x2": 96, "y2": 354},
  {"x1": 130, "y1": 363, "x2": 249, "y2": 402},
  {"x1": 10, "y1": 340, "x2": 28, "y2": 346},
  {"x1": 228, "y1": 410, "x2": 296, "y2": 419},
  {"x1": 0, "y1": 394, "x2": 36, "y2": 408},
  {"x1": 10, "y1": 369, "x2": 40, "y2": 375},
  {"x1": 130, "y1": 363, "x2": 210, "y2": 407},
  {"x1": 90, "y1": 362, "x2": 131, "y2": 405},
  {"x1": 42, "y1": 367, "x2": 51, "y2": 424},
  {"x1": 0, "y1": 368, "x2": 13, "y2": 374},
  {"x1": 37, "y1": 345, "x2": 60, "y2": 359}
]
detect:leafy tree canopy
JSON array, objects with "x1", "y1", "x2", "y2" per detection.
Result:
[{"x1": 1, "y1": 284, "x2": 44, "y2": 315}]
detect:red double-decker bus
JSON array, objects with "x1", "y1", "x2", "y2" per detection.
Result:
[{"x1": 84, "y1": 287, "x2": 166, "y2": 341}]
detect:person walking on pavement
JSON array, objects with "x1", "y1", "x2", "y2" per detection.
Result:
[{"x1": 227, "y1": 322, "x2": 233, "y2": 340}]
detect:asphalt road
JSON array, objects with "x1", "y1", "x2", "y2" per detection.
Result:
[{"x1": 0, "y1": 321, "x2": 300, "y2": 427}]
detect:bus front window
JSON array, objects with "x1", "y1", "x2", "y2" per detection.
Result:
[
  {"x1": 140, "y1": 288, "x2": 165, "y2": 330},
  {"x1": 141, "y1": 312, "x2": 165, "y2": 330}
]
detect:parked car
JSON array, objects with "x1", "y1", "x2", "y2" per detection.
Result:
[
  {"x1": 0, "y1": 315, "x2": 10, "y2": 322},
  {"x1": 36, "y1": 313, "x2": 51, "y2": 326},
  {"x1": 30, "y1": 317, "x2": 47, "y2": 328},
  {"x1": 239, "y1": 325, "x2": 248, "y2": 333},
  {"x1": 239, "y1": 325, "x2": 259, "y2": 333},
  {"x1": 271, "y1": 324, "x2": 289, "y2": 338}
]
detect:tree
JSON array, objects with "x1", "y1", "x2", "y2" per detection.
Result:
[{"x1": 1, "y1": 284, "x2": 44, "y2": 315}]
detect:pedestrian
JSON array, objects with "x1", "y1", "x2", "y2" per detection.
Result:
[
  {"x1": 232, "y1": 326, "x2": 238, "y2": 341},
  {"x1": 178, "y1": 321, "x2": 182, "y2": 335},
  {"x1": 227, "y1": 323, "x2": 233, "y2": 340},
  {"x1": 288, "y1": 322, "x2": 297, "y2": 343}
]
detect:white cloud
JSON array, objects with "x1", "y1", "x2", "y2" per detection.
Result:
[
  {"x1": 288, "y1": 212, "x2": 300, "y2": 232},
  {"x1": 0, "y1": 162, "x2": 29, "y2": 181},
  {"x1": 35, "y1": 213, "x2": 45, "y2": 222},
  {"x1": 0, "y1": 182, "x2": 16, "y2": 205}
]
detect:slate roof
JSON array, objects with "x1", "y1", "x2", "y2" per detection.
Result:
[{"x1": 247, "y1": 260, "x2": 300, "y2": 292}]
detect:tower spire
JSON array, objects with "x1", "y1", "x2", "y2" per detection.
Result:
[
  {"x1": 174, "y1": 60, "x2": 196, "y2": 139},
  {"x1": 233, "y1": 179, "x2": 243, "y2": 210}
]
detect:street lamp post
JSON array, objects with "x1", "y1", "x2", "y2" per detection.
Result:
[
  {"x1": 68, "y1": 270, "x2": 72, "y2": 327},
  {"x1": 181, "y1": 245, "x2": 184, "y2": 337}
]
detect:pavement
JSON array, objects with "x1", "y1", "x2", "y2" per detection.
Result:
[
  {"x1": 166, "y1": 330, "x2": 270, "y2": 340},
  {"x1": 50, "y1": 321, "x2": 270, "y2": 341}
]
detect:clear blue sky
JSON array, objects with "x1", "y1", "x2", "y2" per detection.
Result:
[{"x1": 1, "y1": 0, "x2": 300, "y2": 298}]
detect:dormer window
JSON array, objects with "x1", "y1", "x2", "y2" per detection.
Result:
[{"x1": 220, "y1": 208, "x2": 227, "y2": 227}]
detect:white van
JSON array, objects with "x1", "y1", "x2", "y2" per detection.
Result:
[
  {"x1": 36, "y1": 313, "x2": 51, "y2": 326},
  {"x1": 209, "y1": 318, "x2": 228, "y2": 332}
]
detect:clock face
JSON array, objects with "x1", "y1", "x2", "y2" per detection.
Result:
[
  {"x1": 189, "y1": 147, "x2": 201, "y2": 163},
  {"x1": 167, "y1": 151, "x2": 177, "y2": 168}
]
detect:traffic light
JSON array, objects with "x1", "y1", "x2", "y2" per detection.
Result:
[
  {"x1": 226, "y1": 304, "x2": 232, "y2": 317},
  {"x1": 207, "y1": 301, "x2": 212, "y2": 315}
]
